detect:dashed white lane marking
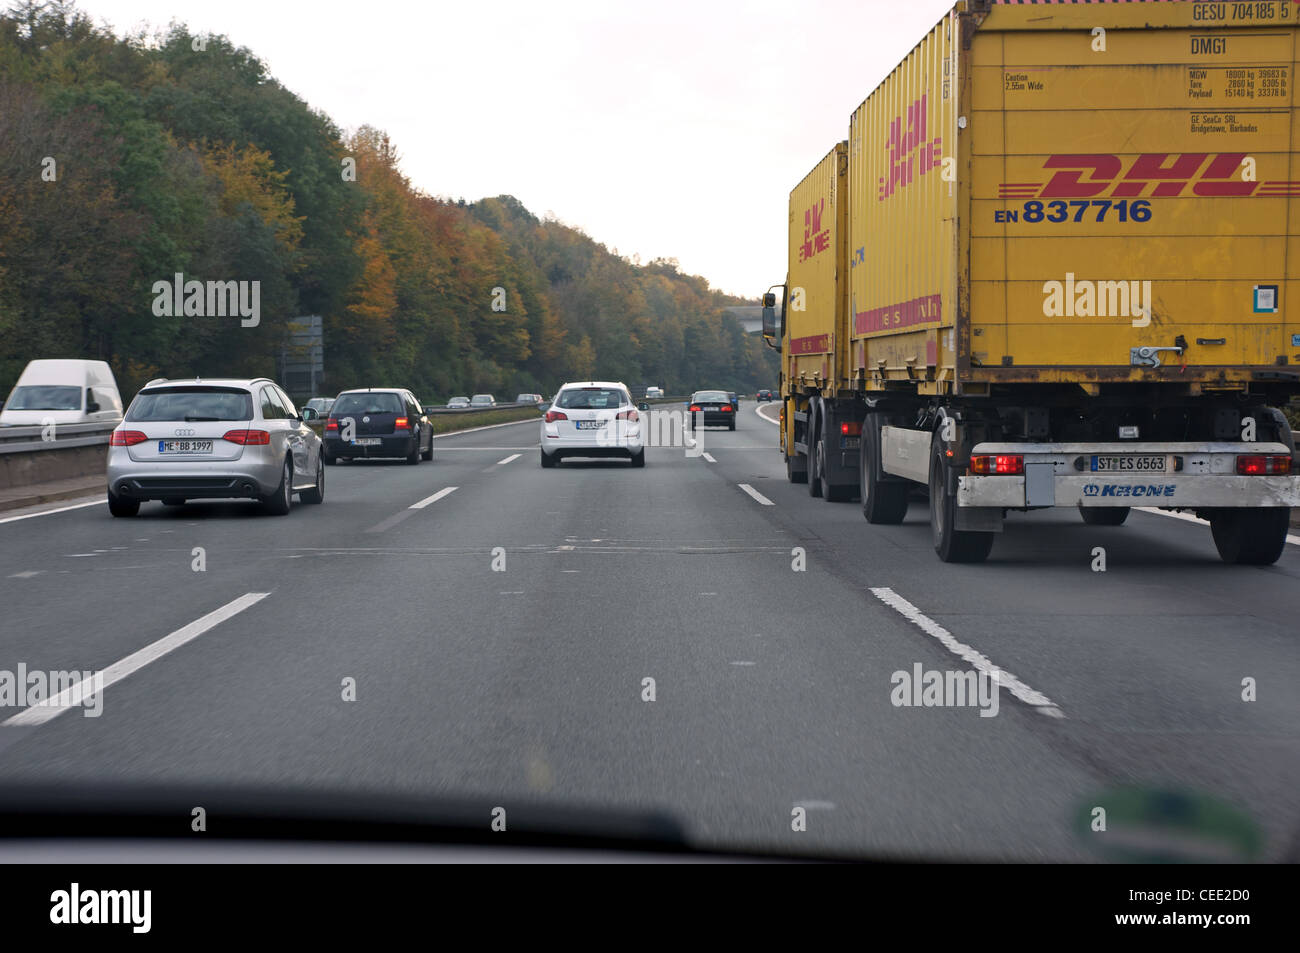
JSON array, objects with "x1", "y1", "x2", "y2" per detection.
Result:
[
  {"x1": 868, "y1": 587, "x2": 1065, "y2": 719},
  {"x1": 0, "y1": 499, "x2": 100, "y2": 525},
  {"x1": 496, "y1": 453, "x2": 522, "y2": 465},
  {"x1": 738, "y1": 483, "x2": 774, "y2": 506},
  {"x1": 1136, "y1": 507, "x2": 1300, "y2": 546},
  {"x1": 3, "y1": 592, "x2": 270, "y2": 728},
  {"x1": 730, "y1": 661, "x2": 756, "y2": 666},
  {"x1": 8, "y1": 571, "x2": 42, "y2": 579},
  {"x1": 409, "y1": 486, "x2": 459, "y2": 510},
  {"x1": 702, "y1": 452, "x2": 717, "y2": 464}
]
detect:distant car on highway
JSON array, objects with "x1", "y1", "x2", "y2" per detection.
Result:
[
  {"x1": 515, "y1": 393, "x2": 543, "y2": 405},
  {"x1": 727, "y1": 391, "x2": 739, "y2": 413},
  {"x1": 0, "y1": 359, "x2": 123, "y2": 427},
  {"x1": 303, "y1": 396, "x2": 335, "y2": 416},
  {"x1": 541, "y1": 381, "x2": 644, "y2": 468},
  {"x1": 470, "y1": 394, "x2": 496, "y2": 408},
  {"x1": 756, "y1": 389, "x2": 774, "y2": 402},
  {"x1": 323, "y1": 388, "x2": 432, "y2": 465},
  {"x1": 446, "y1": 396, "x2": 471, "y2": 409},
  {"x1": 106, "y1": 377, "x2": 324, "y2": 517},
  {"x1": 645, "y1": 386, "x2": 664, "y2": 399},
  {"x1": 688, "y1": 390, "x2": 735, "y2": 431}
]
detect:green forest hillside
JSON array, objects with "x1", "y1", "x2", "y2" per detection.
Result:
[{"x1": 0, "y1": 2, "x2": 776, "y2": 401}]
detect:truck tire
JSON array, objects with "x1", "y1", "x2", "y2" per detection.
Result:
[
  {"x1": 807, "y1": 403, "x2": 823, "y2": 498},
  {"x1": 861, "y1": 414, "x2": 908, "y2": 524},
  {"x1": 1209, "y1": 507, "x2": 1289, "y2": 565},
  {"x1": 1247, "y1": 405, "x2": 1296, "y2": 452},
  {"x1": 1079, "y1": 506, "x2": 1129, "y2": 526},
  {"x1": 929, "y1": 438, "x2": 993, "y2": 563},
  {"x1": 816, "y1": 428, "x2": 854, "y2": 502}
]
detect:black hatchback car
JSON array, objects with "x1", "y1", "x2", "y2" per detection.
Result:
[
  {"x1": 323, "y1": 388, "x2": 433, "y2": 465},
  {"x1": 756, "y1": 389, "x2": 774, "y2": 402}
]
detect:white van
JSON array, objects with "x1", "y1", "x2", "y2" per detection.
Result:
[{"x1": 0, "y1": 359, "x2": 124, "y2": 427}]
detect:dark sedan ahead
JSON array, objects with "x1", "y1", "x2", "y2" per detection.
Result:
[
  {"x1": 688, "y1": 390, "x2": 735, "y2": 431},
  {"x1": 323, "y1": 388, "x2": 433, "y2": 465}
]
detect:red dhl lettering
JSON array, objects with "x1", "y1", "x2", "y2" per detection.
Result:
[
  {"x1": 799, "y1": 198, "x2": 831, "y2": 261},
  {"x1": 878, "y1": 94, "x2": 943, "y2": 201},
  {"x1": 854, "y1": 294, "x2": 941, "y2": 334},
  {"x1": 999, "y1": 152, "x2": 1260, "y2": 199}
]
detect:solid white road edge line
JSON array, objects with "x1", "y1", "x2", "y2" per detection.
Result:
[
  {"x1": 869, "y1": 586, "x2": 1066, "y2": 719},
  {"x1": 431, "y1": 417, "x2": 539, "y2": 439},
  {"x1": 755, "y1": 404, "x2": 780, "y2": 425},
  {"x1": 409, "y1": 487, "x2": 459, "y2": 509},
  {"x1": 0, "y1": 499, "x2": 101, "y2": 525},
  {"x1": 738, "y1": 483, "x2": 774, "y2": 506},
  {"x1": 3, "y1": 592, "x2": 270, "y2": 727},
  {"x1": 1136, "y1": 506, "x2": 1300, "y2": 546}
]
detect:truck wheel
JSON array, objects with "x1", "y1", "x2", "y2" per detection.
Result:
[
  {"x1": 1079, "y1": 506, "x2": 1129, "y2": 526},
  {"x1": 861, "y1": 415, "x2": 908, "y2": 524},
  {"x1": 1209, "y1": 507, "x2": 1289, "y2": 565},
  {"x1": 929, "y1": 441, "x2": 993, "y2": 563},
  {"x1": 807, "y1": 405, "x2": 824, "y2": 498}
]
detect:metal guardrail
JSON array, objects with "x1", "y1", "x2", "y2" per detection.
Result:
[{"x1": 0, "y1": 420, "x2": 119, "y2": 454}]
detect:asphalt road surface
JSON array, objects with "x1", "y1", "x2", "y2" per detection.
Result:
[{"x1": 0, "y1": 403, "x2": 1296, "y2": 860}]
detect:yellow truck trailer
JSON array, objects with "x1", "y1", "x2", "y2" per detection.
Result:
[{"x1": 765, "y1": 0, "x2": 1300, "y2": 563}]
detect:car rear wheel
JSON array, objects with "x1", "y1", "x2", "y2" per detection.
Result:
[
  {"x1": 630, "y1": 449, "x2": 645, "y2": 468},
  {"x1": 540, "y1": 449, "x2": 557, "y2": 468},
  {"x1": 323, "y1": 448, "x2": 337, "y2": 466},
  {"x1": 107, "y1": 490, "x2": 139, "y2": 518},
  {"x1": 1079, "y1": 506, "x2": 1129, "y2": 526},
  {"x1": 262, "y1": 460, "x2": 293, "y2": 516},
  {"x1": 161, "y1": 497, "x2": 185, "y2": 507},
  {"x1": 421, "y1": 432, "x2": 434, "y2": 461},
  {"x1": 406, "y1": 434, "x2": 421, "y2": 465},
  {"x1": 301, "y1": 454, "x2": 325, "y2": 504}
]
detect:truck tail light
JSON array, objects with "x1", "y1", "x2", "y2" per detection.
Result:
[
  {"x1": 970, "y1": 454, "x2": 1024, "y2": 475},
  {"x1": 223, "y1": 429, "x2": 271, "y2": 445},
  {"x1": 544, "y1": 410, "x2": 567, "y2": 423},
  {"x1": 1236, "y1": 454, "x2": 1291, "y2": 475},
  {"x1": 840, "y1": 421, "x2": 862, "y2": 436},
  {"x1": 109, "y1": 430, "x2": 148, "y2": 446}
]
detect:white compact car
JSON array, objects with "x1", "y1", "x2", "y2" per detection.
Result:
[{"x1": 540, "y1": 381, "x2": 644, "y2": 468}]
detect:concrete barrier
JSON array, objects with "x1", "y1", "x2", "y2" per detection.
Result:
[{"x1": 0, "y1": 422, "x2": 114, "y2": 490}]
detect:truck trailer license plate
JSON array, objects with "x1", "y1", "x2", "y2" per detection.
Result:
[{"x1": 1091, "y1": 455, "x2": 1166, "y2": 473}]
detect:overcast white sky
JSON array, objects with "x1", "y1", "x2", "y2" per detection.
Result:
[{"x1": 76, "y1": 0, "x2": 956, "y2": 298}]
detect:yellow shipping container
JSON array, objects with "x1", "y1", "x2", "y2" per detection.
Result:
[{"x1": 849, "y1": 0, "x2": 1300, "y2": 390}]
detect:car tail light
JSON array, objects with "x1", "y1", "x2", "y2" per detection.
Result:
[
  {"x1": 721, "y1": 405, "x2": 733, "y2": 413},
  {"x1": 616, "y1": 409, "x2": 638, "y2": 421},
  {"x1": 970, "y1": 454, "x2": 1024, "y2": 475},
  {"x1": 544, "y1": 410, "x2": 567, "y2": 423},
  {"x1": 840, "y1": 421, "x2": 862, "y2": 436},
  {"x1": 689, "y1": 405, "x2": 702, "y2": 413},
  {"x1": 223, "y1": 429, "x2": 271, "y2": 445},
  {"x1": 1236, "y1": 454, "x2": 1291, "y2": 475},
  {"x1": 109, "y1": 430, "x2": 148, "y2": 446},
  {"x1": 325, "y1": 418, "x2": 338, "y2": 431},
  {"x1": 394, "y1": 416, "x2": 409, "y2": 430}
]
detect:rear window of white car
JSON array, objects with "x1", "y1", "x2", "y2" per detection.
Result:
[
  {"x1": 556, "y1": 388, "x2": 625, "y2": 409},
  {"x1": 126, "y1": 387, "x2": 253, "y2": 422}
]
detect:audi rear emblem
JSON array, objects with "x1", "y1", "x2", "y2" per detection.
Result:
[
  {"x1": 174, "y1": 428, "x2": 195, "y2": 437},
  {"x1": 362, "y1": 416, "x2": 370, "y2": 423}
]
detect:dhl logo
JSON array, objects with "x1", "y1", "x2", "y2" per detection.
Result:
[
  {"x1": 879, "y1": 94, "x2": 943, "y2": 201},
  {"x1": 799, "y1": 199, "x2": 831, "y2": 262},
  {"x1": 998, "y1": 153, "x2": 1300, "y2": 199}
]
